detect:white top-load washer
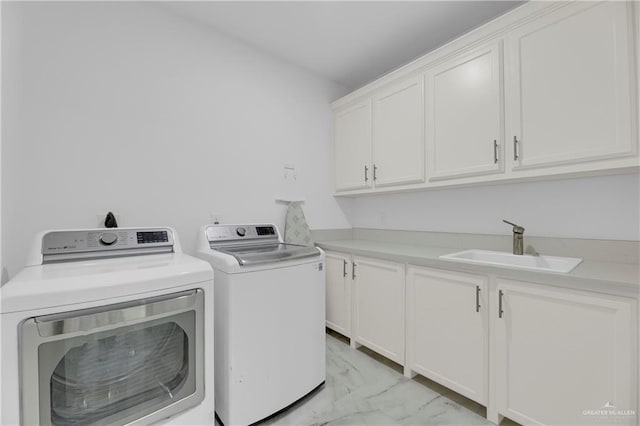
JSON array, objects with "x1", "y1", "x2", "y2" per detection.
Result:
[
  {"x1": 196, "y1": 224, "x2": 325, "y2": 426},
  {"x1": 1, "y1": 227, "x2": 215, "y2": 426}
]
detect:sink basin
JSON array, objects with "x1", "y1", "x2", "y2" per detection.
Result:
[{"x1": 440, "y1": 249, "x2": 583, "y2": 273}]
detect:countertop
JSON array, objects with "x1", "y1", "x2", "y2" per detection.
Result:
[{"x1": 316, "y1": 240, "x2": 640, "y2": 299}]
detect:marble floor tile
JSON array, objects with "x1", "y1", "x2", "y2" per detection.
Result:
[{"x1": 259, "y1": 332, "x2": 499, "y2": 426}]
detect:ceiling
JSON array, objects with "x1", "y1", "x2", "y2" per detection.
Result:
[{"x1": 163, "y1": 1, "x2": 524, "y2": 90}]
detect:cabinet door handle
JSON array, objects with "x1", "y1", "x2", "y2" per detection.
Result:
[
  {"x1": 352, "y1": 262, "x2": 357, "y2": 279},
  {"x1": 498, "y1": 290, "x2": 504, "y2": 318},
  {"x1": 493, "y1": 140, "x2": 498, "y2": 164},
  {"x1": 373, "y1": 164, "x2": 378, "y2": 181},
  {"x1": 364, "y1": 165, "x2": 369, "y2": 182},
  {"x1": 343, "y1": 260, "x2": 348, "y2": 277},
  {"x1": 476, "y1": 285, "x2": 481, "y2": 312},
  {"x1": 513, "y1": 136, "x2": 519, "y2": 161}
]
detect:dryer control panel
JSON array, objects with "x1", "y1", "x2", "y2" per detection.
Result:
[{"x1": 41, "y1": 228, "x2": 174, "y2": 262}]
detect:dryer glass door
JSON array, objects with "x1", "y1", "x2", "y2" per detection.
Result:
[{"x1": 20, "y1": 289, "x2": 205, "y2": 425}]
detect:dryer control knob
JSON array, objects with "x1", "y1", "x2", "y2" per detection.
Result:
[
  {"x1": 236, "y1": 227, "x2": 246, "y2": 237},
  {"x1": 99, "y1": 232, "x2": 118, "y2": 246}
]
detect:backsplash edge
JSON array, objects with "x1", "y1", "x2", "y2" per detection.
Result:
[{"x1": 312, "y1": 228, "x2": 640, "y2": 265}]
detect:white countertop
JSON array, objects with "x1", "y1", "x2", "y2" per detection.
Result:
[{"x1": 317, "y1": 240, "x2": 640, "y2": 299}]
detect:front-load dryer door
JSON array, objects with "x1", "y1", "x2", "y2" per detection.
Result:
[{"x1": 19, "y1": 289, "x2": 205, "y2": 425}]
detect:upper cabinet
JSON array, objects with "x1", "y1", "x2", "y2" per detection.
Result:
[
  {"x1": 334, "y1": 75, "x2": 425, "y2": 192},
  {"x1": 332, "y1": 1, "x2": 638, "y2": 195},
  {"x1": 372, "y1": 75, "x2": 425, "y2": 187},
  {"x1": 506, "y1": 2, "x2": 637, "y2": 171},
  {"x1": 427, "y1": 42, "x2": 503, "y2": 181},
  {"x1": 334, "y1": 99, "x2": 372, "y2": 191}
]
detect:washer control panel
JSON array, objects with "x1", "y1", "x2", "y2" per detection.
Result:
[
  {"x1": 206, "y1": 224, "x2": 278, "y2": 244},
  {"x1": 42, "y1": 228, "x2": 174, "y2": 255}
]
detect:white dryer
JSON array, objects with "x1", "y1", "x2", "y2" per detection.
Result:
[
  {"x1": 0, "y1": 227, "x2": 215, "y2": 425},
  {"x1": 196, "y1": 224, "x2": 325, "y2": 426}
]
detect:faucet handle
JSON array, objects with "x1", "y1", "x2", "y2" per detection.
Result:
[{"x1": 503, "y1": 219, "x2": 525, "y2": 234}]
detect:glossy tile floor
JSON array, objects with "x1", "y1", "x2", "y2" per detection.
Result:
[{"x1": 259, "y1": 331, "x2": 515, "y2": 425}]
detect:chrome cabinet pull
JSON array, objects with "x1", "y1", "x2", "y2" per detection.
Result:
[
  {"x1": 364, "y1": 165, "x2": 369, "y2": 182},
  {"x1": 498, "y1": 290, "x2": 504, "y2": 318},
  {"x1": 476, "y1": 285, "x2": 481, "y2": 312},
  {"x1": 513, "y1": 136, "x2": 519, "y2": 161},
  {"x1": 493, "y1": 140, "x2": 498, "y2": 164},
  {"x1": 343, "y1": 260, "x2": 348, "y2": 277},
  {"x1": 373, "y1": 164, "x2": 378, "y2": 181},
  {"x1": 352, "y1": 262, "x2": 357, "y2": 279}
]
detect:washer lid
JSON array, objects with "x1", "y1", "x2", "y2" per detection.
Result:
[{"x1": 215, "y1": 243, "x2": 321, "y2": 266}]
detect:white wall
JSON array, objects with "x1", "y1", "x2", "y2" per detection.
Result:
[
  {"x1": 1, "y1": 2, "x2": 351, "y2": 280},
  {"x1": 0, "y1": 3, "x2": 3, "y2": 283},
  {"x1": 1, "y1": 2, "x2": 23, "y2": 284},
  {"x1": 3, "y1": 3, "x2": 638, "y2": 282},
  {"x1": 351, "y1": 173, "x2": 640, "y2": 241}
]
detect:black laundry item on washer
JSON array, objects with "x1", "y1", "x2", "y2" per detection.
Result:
[{"x1": 104, "y1": 212, "x2": 118, "y2": 228}]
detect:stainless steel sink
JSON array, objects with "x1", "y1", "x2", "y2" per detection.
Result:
[{"x1": 440, "y1": 249, "x2": 583, "y2": 273}]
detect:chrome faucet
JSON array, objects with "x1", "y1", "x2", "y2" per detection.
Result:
[{"x1": 503, "y1": 220, "x2": 525, "y2": 255}]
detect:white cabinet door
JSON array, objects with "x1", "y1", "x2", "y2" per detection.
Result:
[
  {"x1": 406, "y1": 267, "x2": 488, "y2": 405},
  {"x1": 427, "y1": 42, "x2": 503, "y2": 181},
  {"x1": 352, "y1": 256, "x2": 405, "y2": 364},
  {"x1": 506, "y1": 2, "x2": 636, "y2": 171},
  {"x1": 372, "y1": 75, "x2": 425, "y2": 187},
  {"x1": 495, "y1": 279, "x2": 637, "y2": 426},
  {"x1": 325, "y1": 252, "x2": 351, "y2": 337},
  {"x1": 334, "y1": 100, "x2": 372, "y2": 191}
]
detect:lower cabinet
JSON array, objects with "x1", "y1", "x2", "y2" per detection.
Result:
[
  {"x1": 326, "y1": 252, "x2": 406, "y2": 365},
  {"x1": 352, "y1": 256, "x2": 405, "y2": 364},
  {"x1": 494, "y1": 278, "x2": 637, "y2": 426},
  {"x1": 324, "y1": 251, "x2": 638, "y2": 425},
  {"x1": 325, "y1": 251, "x2": 352, "y2": 337},
  {"x1": 406, "y1": 266, "x2": 488, "y2": 405}
]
